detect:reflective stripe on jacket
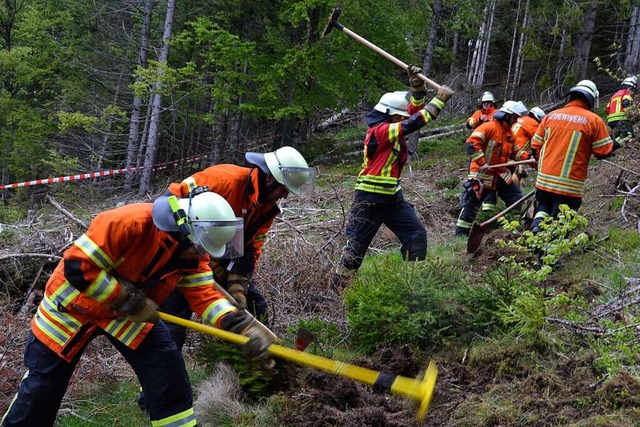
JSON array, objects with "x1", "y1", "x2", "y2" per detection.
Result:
[
  {"x1": 33, "y1": 203, "x2": 236, "y2": 362},
  {"x1": 466, "y1": 119, "x2": 518, "y2": 190},
  {"x1": 512, "y1": 115, "x2": 538, "y2": 160},
  {"x1": 605, "y1": 88, "x2": 633, "y2": 124},
  {"x1": 354, "y1": 95, "x2": 444, "y2": 201},
  {"x1": 168, "y1": 165, "x2": 279, "y2": 275},
  {"x1": 531, "y1": 99, "x2": 613, "y2": 198}
]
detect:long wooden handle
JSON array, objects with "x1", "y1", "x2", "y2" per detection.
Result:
[
  {"x1": 487, "y1": 159, "x2": 535, "y2": 169},
  {"x1": 479, "y1": 189, "x2": 536, "y2": 227},
  {"x1": 340, "y1": 27, "x2": 442, "y2": 91}
]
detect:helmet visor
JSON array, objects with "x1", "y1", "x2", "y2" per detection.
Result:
[
  {"x1": 281, "y1": 166, "x2": 316, "y2": 196},
  {"x1": 191, "y1": 218, "x2": 244, "y2": 259}
]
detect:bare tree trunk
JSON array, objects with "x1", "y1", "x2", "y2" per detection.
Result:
[
  {"x1": 125, "y1": 0, "x2": 155, "y2": 192},
  {"x1": 573, "y1": 1, "x2": 597, "y2": 82},
  {"x1": 625, "y1": 5, "x2": 640, "y2": 74},
  {"x1": 450, "y1": 30, "x2": 459, "y2": 74},
  {"x1": 139, "y1": 0, "x2": 176, "y2": 196},
  {"x1": 511, "y1": 0, "x2": 530, "y2": 99},
  {"x1": 554, "y1": 23, "x2": 568, "y2": 89},
  {"x1": 422, "y1": 0, "x2": 442, "y2": 76},
  {"x1": 506, "y1": 0, "x2": 522, "y2": 98},
  {"x1": 468, "y1": 0, "x2": 496, "y2": 87},
  {"x1": 137, "y1": 102, "x2": 152, "y2": 169}
]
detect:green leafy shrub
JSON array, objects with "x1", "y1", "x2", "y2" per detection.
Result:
[{"x1": 344, "y1": 256, "x2": 460, "y2": 354}]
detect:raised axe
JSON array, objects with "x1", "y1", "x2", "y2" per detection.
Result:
[
  {"x1": 158, "y1": 311, "x2": 438, "y2": 422},
  {"x1": 322, "y1": 6, "x2": 445, "y2": 92}
]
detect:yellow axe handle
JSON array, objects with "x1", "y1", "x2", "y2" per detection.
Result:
[{"x1": 157, "y1": 311, "x2": 437, "y2": 422}]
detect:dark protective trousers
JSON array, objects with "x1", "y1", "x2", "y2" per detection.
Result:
[
  {"x1": 455, "y1": 179, "x2": 523, "y2": 236},
  {"x1": 161, "y1": 283, "x2": 268, "y2": 352},
  {"x1": 338, "y1": 199, "x2": 427, "y2": 272},
  {"x1": 1, "y1": 323, "x2": 193, "y2": 427},
  {"x1": 530, "y1": 188, "x2": 582, "y2": 232}
]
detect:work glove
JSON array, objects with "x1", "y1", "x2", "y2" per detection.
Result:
[
  {"x1": 424, "y1": 85, "x2": 454, "y2": 119},
  {"x1": 436, "y1": 85, "x2": 454, "y2": 103},
  {"x1": 109, "y1": 279, "x2": 159, "y2": 323},
  {"x1": 407, "y1": 64, "x2": 426, "y2": 93},
  {"x1": 221, "y1": 311, "x2": 273, "y2": 359},
  {"x1": 462, "y1": 178, "x2": 483, "y2": 201},
  {"x1": 226, "y1": 273, "x2": 249, "y2": 310}
]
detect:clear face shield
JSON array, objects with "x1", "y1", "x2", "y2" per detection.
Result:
[
  {"x1": 281, "y1": 166, "x2": 316, "y2": 196},
  {"x1": 190, "y1": 218, "x2": 244, "y2": 259}
]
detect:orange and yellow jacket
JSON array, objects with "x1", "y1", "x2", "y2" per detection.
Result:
[
  {"x1": 466, "y1": 119, "x2": 519, "y2": 190},
  {"x1": 512, "y1": 115, "x2": 539, "y2": 160},
  {"x1": 33, "y1": 203, "x2": 236, "y2": 362},
  {"x1": 167, "y1": 164, "x2": 278, "y2": 279},
  {"x1": 355, "y1": 94, "x2": 446, "y2": 203},
  {"x1": 466, "y1": 106, "x2": 497, "y2": 129},
  {"x1": 605, "y1": 88, "x2": 633, "y2": 124},
  {"x1": 531, "y1": 99, "x2": 613, "y2": 198}
]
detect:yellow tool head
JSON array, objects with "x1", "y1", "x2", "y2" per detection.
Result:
[{"x1": 416, "y1": 360, "x2": 438, "y2": 422}]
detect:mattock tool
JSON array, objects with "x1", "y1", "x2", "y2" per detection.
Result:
[{"x1": 322, "y1": 5, "x2": 448, "y2": 92}]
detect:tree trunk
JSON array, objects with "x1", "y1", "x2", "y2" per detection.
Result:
[
  {"x1": 125, "y1": 0, "x2": 155, "y2": 191},
  {"x1": 625, "y1": 4, "x2": 640, "y2": 74},
  {"x1": 139, "y1": 0, "x2": 176, "y2": 196},
  {"x1": 468, "y1": 0, "x2": 496, "y2": 87},
  {"x1": 505, "y1": 0, "x2": 522, "y2": 98},
  {"x1": 511, "y1": 0, "x2": 530, "y2": 99},
  {"x1": 573, "y1": 1, "x2": 597, "y2": 81},
  {"x1": 422, "y1": 0, "x2": 443, "y2": 76}
]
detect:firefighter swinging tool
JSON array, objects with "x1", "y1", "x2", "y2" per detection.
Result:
[
  {"x1": 322, "y1": 6, "x2": 445, "y2": 92},
  {"x1": 158, "y1": 311, "x2": 438, "y2": 422},
  {"x1": 467, "y1": 189, "x2": 536, "y2": 253}
]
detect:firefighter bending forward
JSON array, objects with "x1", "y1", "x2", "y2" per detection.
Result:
[{"x1": 1, "y1": 190, "x2": 273, "y2": 427}]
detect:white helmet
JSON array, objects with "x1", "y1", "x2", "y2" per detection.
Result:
[
  {"x1": 246, "y1": 146, "x2": 316, "y2": 195},
  {"x1": 529, "y1": 107, "x2": 546, "y2": 122},
  {"x1": 152, "y1": 190, "x2": 244, "y2": 259},
  {"x1": 373, "y1": 91, "x2": 410, "y2": 117},
  {"x1": 494, "y1": 100, "x2": 525, "y2": 120},
  {"x1": 479, "y1": 91, "x2": 496, "y2": 103},
  {"x1": 622, "y1": 75, "x2": 638, "y2": 89},
  {"x1": 568, "y1": 80, "x2": 599, "y2": 109}
]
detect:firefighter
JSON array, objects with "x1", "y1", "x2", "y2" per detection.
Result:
[
  {"x1": 455, "y1": 101, "x2": 526, "y2": 236},
  {"x1": 530, "y1": 80, "x2": 618, "y2": 233},
  {"x1": 332, "y1": 66, "x2": 453, "y2": 290},
  {"x1": 513, "y1": 106, "x2": 546, "y2": 161},
  {"x1": 159, "y1": 146, "x2": 315, "y2": 352},
  {"x1": 605, "y1": 75, "x2": 637, "y2": 144},
  {"x1": 1, "y1": 191, "x2": 273, "y2": 427},
  {"x1": 466, "y1": 91, "x2": 498, "y2": 129}
]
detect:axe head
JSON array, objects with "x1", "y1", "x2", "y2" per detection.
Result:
[{"x1": 322, "y1": 6, "x2": 342, "y2": 38}]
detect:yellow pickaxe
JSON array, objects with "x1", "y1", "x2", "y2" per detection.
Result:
[{"x1": 158, "y1": 311, "x2": 438, "y2": 422}]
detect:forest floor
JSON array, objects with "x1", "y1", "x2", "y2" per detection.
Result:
[{"x1": 1, "y1": 135, "x2": 640, "y2": 426}]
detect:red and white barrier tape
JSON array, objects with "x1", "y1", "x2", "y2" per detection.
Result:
[{"x1": 0, "y1": 156, "x2": 204, "y2": 190}]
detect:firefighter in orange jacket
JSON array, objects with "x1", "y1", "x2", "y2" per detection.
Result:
[
  {"x1": 160, "y1": 147, "x2": 315, "y2": 351},
  {"x1": 513, "y1": 106, "x2": 546, "y2": 161},
  {"x1": 605, "y1": 75, "x2": 637, "y2": 143},
  {"x1": 455, "y1": 101, "x2": 526, "y2": 236},
  {"x1": 530, "y1": 80, "x2": 618, "y2": 233},
  {"x1": 1, "y1": 191, "x2": 273, "y2": 427},
  {"x1": 466, "y1": 91, "x2": 498, "y2": 129},
  {"x1": 332, "y1": 66, "x2": 453, "y2": 289}
]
